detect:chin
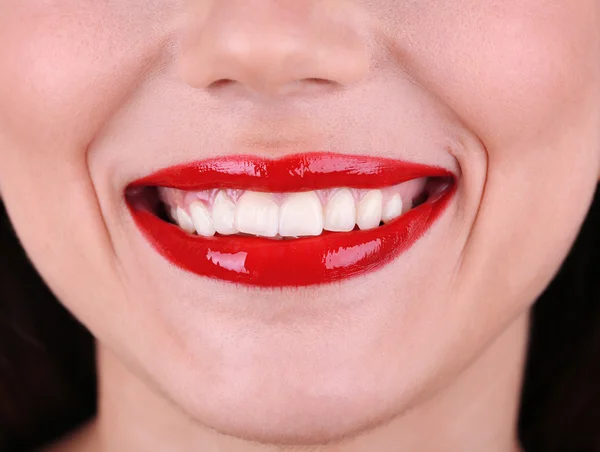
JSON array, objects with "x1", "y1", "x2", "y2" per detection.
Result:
[
  {"x1": 175, "y1": 367, "x2": 404, "y2": 446},
  {"x1": 127, "y1": 302, "x2": 438, "y2": 448}
]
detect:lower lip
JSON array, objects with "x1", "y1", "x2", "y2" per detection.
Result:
[{"x1": 128, "y1": 185, "x2": 455, "y2": 287}]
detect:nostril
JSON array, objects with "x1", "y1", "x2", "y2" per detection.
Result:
[
  {"x1": 275, "y1": 77, "x2": 340, "y2": 96},
  {"x1": 302, "y1": 77, "x2": 340, "y2": 90},
  {"x1": 207, "y1": 79, "x2": 236, "y2": 90},
  {"x1": 303, "y1": 77, "x2": 334, "y2": 85}
]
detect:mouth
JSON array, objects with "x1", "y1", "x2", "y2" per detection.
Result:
[{"x1": 126, "y1": 153, "x2": 456, "y2": 287}]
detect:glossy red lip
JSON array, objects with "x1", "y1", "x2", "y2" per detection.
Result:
[{"x1": 127, "y1": 153, "x2": 456, "y2": 287}]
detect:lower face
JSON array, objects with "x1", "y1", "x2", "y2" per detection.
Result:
[{"x1": 0, "y1": 0, "x2": 599, "y2": 445}]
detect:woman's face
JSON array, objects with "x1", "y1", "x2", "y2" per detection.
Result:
[{"x1": 1, "y1": 0, "x2": 599, "y2": 444}]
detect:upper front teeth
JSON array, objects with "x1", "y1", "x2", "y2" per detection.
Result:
[
  {"x1": 235, "y1": 192, "x2": 280, "y2": 237},
  {"x1": 190, "y1": 202, "x2": 216, "y2": 237},
  {"x1": 323, "y1": 189, "x2": 356, "y2": 232},
  {"x1": 279, "y1": 192, "x2": 323, "y2": 237},
  {"x1": 212, "y1": 191, "x2": 238, "y2": 235},
  {"x1": 382, "y1": 193, "x2": 403, "y2": 223},
  {"x1": 159, "y1": 179, "x2": 427, "y2": 239},
  {"x1": 356, "y1": 189, "x2": 383, "y2": 230}
]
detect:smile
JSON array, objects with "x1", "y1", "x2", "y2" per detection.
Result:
[{"x1": 126, "y1": 153, "x2": 456, "y2": 286}]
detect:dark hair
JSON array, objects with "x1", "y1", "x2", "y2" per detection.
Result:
[
  {"x1": 0, "y1": 186, "x2": 598, "y2": 451},
  {"x1": 0, "y1": 202, "x2": 96, "y2": 451},
  {"x1": 519, "y1": 185, "x2": 600, "y2": 451}
]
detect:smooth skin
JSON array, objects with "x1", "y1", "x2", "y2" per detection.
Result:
[{"x1": 0, "y1": 1, "x2": 599, "y2": 451}]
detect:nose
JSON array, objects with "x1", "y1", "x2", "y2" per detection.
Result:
[{"x1": 178, "y1": 0, "x2": 371, "y2": 96}]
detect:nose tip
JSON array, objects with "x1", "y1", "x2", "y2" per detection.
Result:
[{"x1": 179, "y1": 1, "x2": 371, "y2": 97}]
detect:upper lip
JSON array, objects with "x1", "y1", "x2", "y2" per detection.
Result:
[{"x1": 128, "y1": 152, "x2": 455, "y2": 191}]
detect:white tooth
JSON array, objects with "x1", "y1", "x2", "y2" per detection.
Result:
[
  {"x1": 382, "y1": 194, "x2": 403, "y2": 223},
  {"x1": 323, "y1": 189, "x2": 356, "y2": 232},
  {"x1": 175, "y1": 207, "x2": 196, "y2": 234},
  {"x1": 212, "y1": 191, "x2": 238, "y2": 235},
  {"x1": 170, "y1": 206, "x2": 178, "y2": 222},
  {"x1": 356, "y1": 190, "x2": 383, "y2": 230},
  {"x1": 235, "y1": 191, "x2": 279, "y2": 237},
  {"x1": 190, "y1": 201, "x2": 216, "y2": 237},
  {"x1": 279, "y1": 191, "x2": 323, "y2": 237}
]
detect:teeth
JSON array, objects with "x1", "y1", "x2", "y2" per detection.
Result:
[
  {"x1": 175, "y1": 207, "x2": 196, "y2": 234},
  {"x1": 323, "y1": 188, "x2": 356, "y2": 232},
  {"x1": 279, "y1": 191, "x2": 323, "y2": 237},
  {"x1": 382, "y1": 194, "x2": 403, "y2": 223},
  {"x1": 161, "y1": 177, "x2": 431, "y2": 238},
  {"x1": 212, "y1": 191, "x2": 238, "y2": 235},
  {"x1": 190, "y1": 201, "x2": 216, "y2": 237},
  {"x1": 235, "y1": 191, "x2": 279, "y2": 237},
  {"x1": 356, "y1": 190, "x2": 383, "y2": 230}
]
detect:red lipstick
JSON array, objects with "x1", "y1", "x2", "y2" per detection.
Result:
[{"x1": 127, "y1": 153, "x2": 456, "y2": 287}]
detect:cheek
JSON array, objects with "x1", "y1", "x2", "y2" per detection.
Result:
[
  {"x1": 0, "y1": 1, "x2": 168, "y2": 155},
  {"x1": 404, "y1": 0, "x2": 600, "y2": 148},
  {"x1": 375, "y1": 1, "x2": 600, "y2": 323},
  {"x1": 426, "y1": 2, "x2": 600, "y2": 311},
  {"x1": 0, "y1": 2, "x2": 171, "y2": 326}
]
